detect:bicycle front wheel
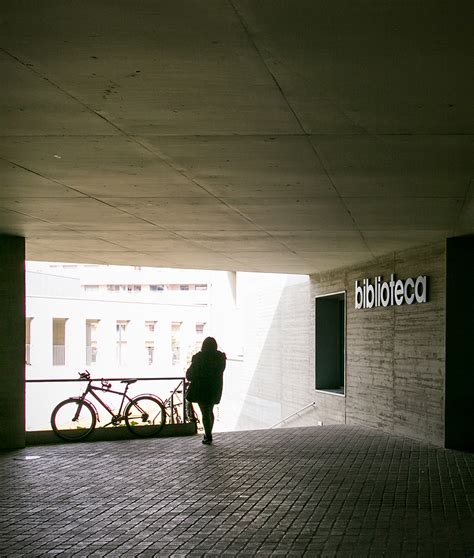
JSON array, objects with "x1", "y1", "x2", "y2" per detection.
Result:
[
  {"x1": 125, "y1": 396, "x2": 166, "y2": 437},
  {"x1": 51, "y1": 399, "x2": 96, "y2": 441}
]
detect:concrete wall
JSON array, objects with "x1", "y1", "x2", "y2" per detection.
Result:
[
  {"x1": 218, "y1": 273, "x2": 311, "y2": 431},
  {"x1": 229, "y1": 241, "x2": 448, "y2": 447},
  {"x1": 310, "y1": 241, "x2": 446, "y2": 446},
  {"x1": 0, "y1": 235, "x2": 25, "y2": 449}
]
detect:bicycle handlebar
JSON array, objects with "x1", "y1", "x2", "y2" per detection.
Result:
[{"x1": 78, "y1": 371, "x2": 112, "y2": 390}]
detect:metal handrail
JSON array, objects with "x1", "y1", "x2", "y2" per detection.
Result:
[
  {"x1": 270, "y1": 402, "x2": 316, "y2": 429},
  {"x1": 26, "y1": 376, "x2": 186, "y2": 383}
]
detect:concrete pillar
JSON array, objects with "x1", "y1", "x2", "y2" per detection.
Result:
[
  {"x1": 445, "y1": 235, "x2": 474, "y2": 450},
  {"x1": 0, "y1": 235, "x2": 25, "y2": 449},
  {"x1": 209, "y1": 271, "x2": 237, "y2": 355}
]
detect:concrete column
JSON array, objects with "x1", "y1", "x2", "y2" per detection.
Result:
[
  {"x1": 209, "y1": 271, "x2": 237, "y2": 355},
  {"x1": 0, "y1": 235, "x2": 25, "y2": 449}
]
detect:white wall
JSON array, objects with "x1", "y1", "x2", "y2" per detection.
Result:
[
  {"x1": 216, "y1": 273, "x2": 310, "y2": 432},
  {"x1": 25, "y1": 267, "x2": 223, "y2": 431}
]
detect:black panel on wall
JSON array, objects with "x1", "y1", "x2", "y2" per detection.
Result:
[
  {"x1": 315, "y1": 292, "x2": 345, "y2": 394},
  {"x1": 445, "y1": 235, "x2": 474, "y2": 451}
]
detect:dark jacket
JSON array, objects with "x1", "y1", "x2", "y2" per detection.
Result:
[{"x1": 185, "y1": 350, "x2": 226, "y2": 404}]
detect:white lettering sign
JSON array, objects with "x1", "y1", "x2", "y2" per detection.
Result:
[{"x1": 355, "y1": 274, "x2": 428, "y2": 310}]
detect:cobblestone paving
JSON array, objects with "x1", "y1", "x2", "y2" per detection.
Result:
[{"x1": 0, "y1": 426, "x2": 473, "y2": 557}]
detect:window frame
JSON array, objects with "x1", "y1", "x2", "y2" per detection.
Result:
[{"x1": 314, "y1": 290, "x2": 347, "y2": 397}]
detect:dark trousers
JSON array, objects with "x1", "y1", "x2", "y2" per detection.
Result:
[{"x1": 198, "y1": 402, "x2": 215, "y2": 439}]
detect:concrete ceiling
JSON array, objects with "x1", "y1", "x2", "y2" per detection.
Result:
[{"x1": 0, "y1": 0, "x2": 472, "y2": 274}]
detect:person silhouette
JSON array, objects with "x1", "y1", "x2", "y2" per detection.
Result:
[{"x1": 185, "y1": 336, "x2": 226, "y2": 444}]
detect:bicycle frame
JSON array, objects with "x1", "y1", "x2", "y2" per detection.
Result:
[
  {"x1": 164, "y1": 380, "x2": 196, "y2": 424},
  {"x1": 74, "y1": 381, "x2": 135, "y2": 426}
]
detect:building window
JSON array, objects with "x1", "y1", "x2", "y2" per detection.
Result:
[
  {"x1": 86, "y1": 320, "x2": 100, "y2": 366},
  {"x1": 179, "y1": 285, "x2": 189, "y2": 291},
  {"x1": 53, "y1": 318, "x2": 67, "y2": 366},
  {"x1": 146, "y1": 344, "x2": 154, "y2": 366},
  {"x1": 107, "y1": 285, "x2": 121, "y2": 291},
  {"x1": 127, "y1": 285, "x2": 141, "y2": 292},
  {"x1": 195, "y1": 323, "x2": 205, "y2": 335},
  {"x1": 195, "y1": 284, "x2": 208, "y2": 291},
  {"x1": 171, "y1": 322, "x2": 181, "y2": 365},
  {"x1": 83, "y1": 285, "x2": 100, "y2": 292},
  {"x1": 116, "y1": 320, "x2": 129, "y2": 366},
  {"x1": 150, "y1": 284, "x2": 165, "y2": 292},
  {"x1": 25, "y1": 317, "x2": 33, "y2": 365},
  {"x1": 144, "y1": 322, "x2": 157, "y2": 365},
  {"x1": 315, "y1": 292, "x2": 346, "y2": 395}
]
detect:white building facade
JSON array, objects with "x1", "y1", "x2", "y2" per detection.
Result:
[{"x1": 25, "y1": 263, "x2": 242, "y2": 431}]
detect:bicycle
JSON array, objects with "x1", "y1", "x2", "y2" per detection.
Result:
[
  {"x1": 51, "y1": 370, "x2": 166, "y2": 441},
  {"x1": 163, "y1": 381, "x2": 199, "y2": 428}
]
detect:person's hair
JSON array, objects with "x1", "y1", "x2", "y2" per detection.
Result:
[{"x1": 201, "y1": 336, "x2": 218, "y2": 353}]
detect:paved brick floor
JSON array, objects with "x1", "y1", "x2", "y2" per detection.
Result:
[{"x1": 0, "y1": 425, "x2": 473, "y2": 557}]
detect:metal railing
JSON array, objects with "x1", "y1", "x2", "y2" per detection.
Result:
[
  {"x1": 26, "y1": 375, "x2": 192, "y2": 431},
  {"x1": 270, "y1": 402, "x2": 316, "y2": 429}
]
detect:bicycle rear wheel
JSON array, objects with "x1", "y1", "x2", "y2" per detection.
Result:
[
  {"x1": 125, "y1": 396, "x2": 165, "y2": 437},
  {"x1": 51, "y1": 398, "x2": 96, "y2": 441}
]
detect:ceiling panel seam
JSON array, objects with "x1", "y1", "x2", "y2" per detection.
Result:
[
  {"x1": 227, "y1": 1, "x2": 376, "y2": 259},
  {"x1": 0, "y1": 48, "x2": 302, "y2": 256}
]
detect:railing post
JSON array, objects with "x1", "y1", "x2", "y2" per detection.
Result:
[
  {"x1": 170, "y1": 389, "x2": 175, "y2": 424},
  {"x1": 182, "y1": 379, "x2": 187, "y2": 423}
]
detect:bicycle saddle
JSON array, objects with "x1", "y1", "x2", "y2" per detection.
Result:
[{"x1": 121, "y1": 379, "x2": 137, "y2": 385}]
